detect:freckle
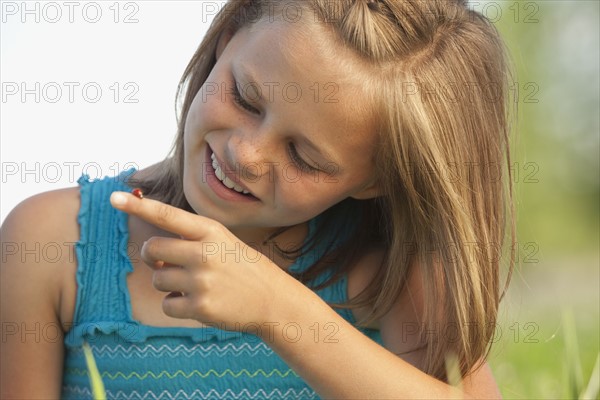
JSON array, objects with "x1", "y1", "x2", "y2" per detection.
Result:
[{"x1": 131, "y1": 188, "x2": 144, "y2": 199}]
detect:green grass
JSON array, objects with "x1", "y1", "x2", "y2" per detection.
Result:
[
  {"x1": 490, "y1": 262, "x2": 599, "y2": 399},
  {"x1": 491, "y1": 318, "x2": 598, "y2": 399}
]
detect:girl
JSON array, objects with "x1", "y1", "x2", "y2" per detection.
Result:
[{"x1": 1, "y1": 0, "x2": 514, "y2": 398}]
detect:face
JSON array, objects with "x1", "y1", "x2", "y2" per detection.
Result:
[{"x1": 183, "y1": 18, "x2": 379, "y2": 233}]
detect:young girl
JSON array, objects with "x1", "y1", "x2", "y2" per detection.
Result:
[{"x1": 1, "y1": 0, "x2": 514, "y2": 398}]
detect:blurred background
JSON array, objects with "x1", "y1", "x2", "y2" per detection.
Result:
[
  {"x1": 1, "y1": 1, "x2": 599, "y2": 398},
  {"x1": 486, "y1": 1, "x2": 600, "y2": 398}
]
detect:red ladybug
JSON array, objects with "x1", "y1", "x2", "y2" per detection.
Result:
[{"x1": 131, "y1": 188, "x2": 144, "y2": 199}]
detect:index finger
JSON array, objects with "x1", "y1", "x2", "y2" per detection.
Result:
[{"x1": 110, "y1": 191, "x2": 210, "y2": 240}]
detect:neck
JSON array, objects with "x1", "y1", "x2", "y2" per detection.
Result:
[
  {"x1": 229, "y1": 223, "x2": 310, "y2": 270},
  {"x1": 228, "y1": 222, "x2": 308, "y2": 249}
]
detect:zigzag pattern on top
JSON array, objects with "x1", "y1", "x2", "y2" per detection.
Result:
[
  {"x1": 71, "y1": 342, "x2": 274, "y2": 359},
  {"x1": 66, "y1": 367, "x2": 299, "y2": 380},
  {"x1": 62, "y1": 386, "x2": 318, "y2": 400}
]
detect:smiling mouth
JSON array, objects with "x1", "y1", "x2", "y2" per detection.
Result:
[{"x1": 210, "y1": 151, "x2": 252, "y2": 196}]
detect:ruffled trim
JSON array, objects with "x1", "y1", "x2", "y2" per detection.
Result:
[
  {"x1": 64, "y1": 321, "x2": 245, "y2": 347},
  {"x1": 116, "y1": 177, "x2": 134, "y2": 325},
  {"x1": 72, "y1": 173, "x2": 94, "y2": 328}
]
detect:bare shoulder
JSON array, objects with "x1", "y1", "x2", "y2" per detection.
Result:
[
  {"x1": 2, "y1": 187, "x2": 81, "y2": 250},
  {"x1": 5, "y1": 184, "x2": 80, "y2": 216},
  {"x1": 1, "y1": 187, "x2": 81, "y2": 329},
  {"x1": 462, "y1": 361, "x2": 503, "y2": 399},
  {"x1": 0, "y1": 187, "x2": 81, "y2": 398}
]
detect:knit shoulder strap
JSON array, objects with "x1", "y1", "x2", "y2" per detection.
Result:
[{"x1": 66, "y1": 169, "x2": 136, "y2": 346}]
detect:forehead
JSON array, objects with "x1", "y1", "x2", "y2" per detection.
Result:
[{"x1": 228, "y1": 18, "x2": 379, "y2": 164}]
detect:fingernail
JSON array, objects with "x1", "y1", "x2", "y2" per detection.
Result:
[{"x1": 111, "y1": 192, "x2": 127, "y2": 206}]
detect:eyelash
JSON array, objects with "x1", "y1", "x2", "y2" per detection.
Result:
[
  {"x1": 288, "y1": 143, "x2": 317, "y2": 173},
  {"x1": 232, "y1": 82, "x2": 260, "y2": 114}
]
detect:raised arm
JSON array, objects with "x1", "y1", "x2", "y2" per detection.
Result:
[
  {"x1": 110, "y1": 190, "x2": 504, "y2": 399},
  {"x1": 262, "y1": 263, "x2": 503, "y2": 399}
]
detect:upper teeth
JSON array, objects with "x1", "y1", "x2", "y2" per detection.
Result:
[{"x1": 211, "y1": 152, "x2": 250, "y2": 194}]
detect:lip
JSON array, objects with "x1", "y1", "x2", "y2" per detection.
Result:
[{"x1": 203, "y1": 145, "x2": 259, "y2": 203}]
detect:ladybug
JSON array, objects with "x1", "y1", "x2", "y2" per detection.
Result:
[{"x1": 131, "y1": 188, "x2": 144, "y2": 199}]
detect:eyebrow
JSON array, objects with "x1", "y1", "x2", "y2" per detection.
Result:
[{"x1": 233, "y1": 63, "x2": 339, "y2": 172}]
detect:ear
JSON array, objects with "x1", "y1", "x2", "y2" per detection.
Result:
[
  {"x1": 216, "y1": 30, "x2": 235, "y2": 60},
  {"x1": 350, "y1": 181, "x2": 381, "y2": 200}
]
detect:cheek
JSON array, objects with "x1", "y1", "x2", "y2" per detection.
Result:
[
  {"x1": 183, "y1": 99, "x2": 199, "y2": 140},
  {"x1": 185, "y1": 83, "x2": 232, "y2": 135},
  {"x1": 278, "y1": 179, "x2": 348, "y2": 211}
]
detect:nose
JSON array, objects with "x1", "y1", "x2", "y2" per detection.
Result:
[{"x1": 225, "y1": 125, "x2": 278, "y2": 181}]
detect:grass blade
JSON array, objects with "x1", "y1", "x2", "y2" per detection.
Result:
[
  {"x1": 580, "y1": 352, "x2": 600, "y2": 400},
  {"x1": 563, "y1": 309, "x2": 584, "y2": 398},
  {"x1": 82, "y1": 341, "x2": 107, "y2": 400}
]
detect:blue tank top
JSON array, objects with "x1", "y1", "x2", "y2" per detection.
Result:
[{"x1": 62, "y1": 170, "x2": 382, "y2": 399}]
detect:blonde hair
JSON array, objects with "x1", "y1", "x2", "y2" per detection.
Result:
[{"x1": 132, "y1": 0, "x2": 515, "y2": 382}]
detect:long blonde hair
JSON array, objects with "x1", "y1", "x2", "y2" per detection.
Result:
[{"x1": 132, "y1": 0, "x2": 515, "y2": 382}]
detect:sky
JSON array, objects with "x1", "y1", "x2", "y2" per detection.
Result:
[{"x1": 1, "y1": 1, "x2": 216, "y2": 223}]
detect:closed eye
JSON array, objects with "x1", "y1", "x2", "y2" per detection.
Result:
[
  {"x1": 288, "y1": 142, "x2": 318, "y2": 173},
  {"x1": 232, "y1": 81, "x2": 260, "y2": 115}
]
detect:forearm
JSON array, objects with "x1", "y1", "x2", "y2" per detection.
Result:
[{"x1": 261, "y1": 288, "x2": 471, "y2": 399}]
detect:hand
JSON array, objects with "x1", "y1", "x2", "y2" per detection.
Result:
[{"x1": 109, "y1": 191, "x2": 299, "y2": 332}]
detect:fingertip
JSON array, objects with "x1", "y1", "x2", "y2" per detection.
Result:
[{"x1": 110, "y1": 191, "x2": 128, "y2": 207}]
